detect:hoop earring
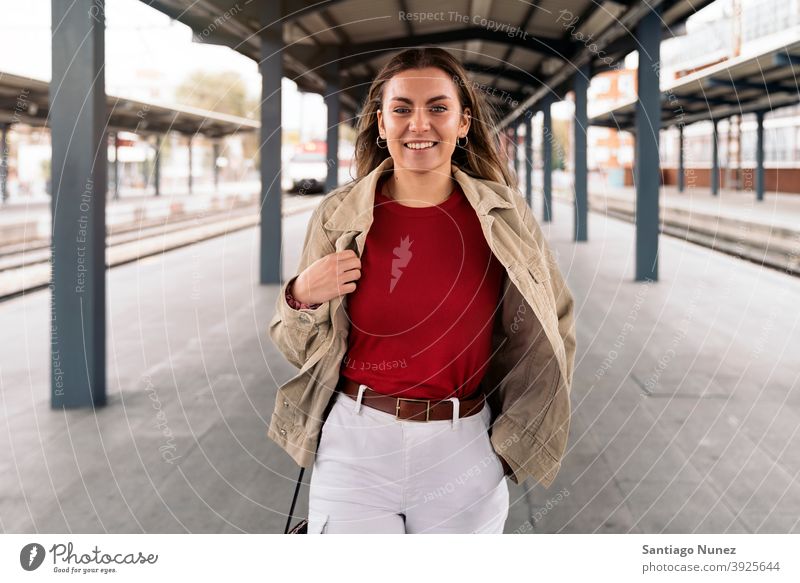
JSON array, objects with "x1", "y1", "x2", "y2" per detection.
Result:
[
  {"x1": 457, "y1": 135, "x2": 469, "y2": 148},
  {"x1": 376, "y1": 135, "x2": 388, "y2": 149}
]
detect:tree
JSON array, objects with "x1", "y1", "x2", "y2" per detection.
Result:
[
  {"x1": 175, "y1": 70, "x2": 254, "y2": 119},
  {"x1": 175, "y1": 70, "x2": 260, "y2": 173}
]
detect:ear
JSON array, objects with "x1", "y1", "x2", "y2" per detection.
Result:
[
  {"x1": 376, "y1": 109, "x2": 385, "y2": 138},
  {"x1": 460, "y1": 107, "x2": 471, "y2": 136}
]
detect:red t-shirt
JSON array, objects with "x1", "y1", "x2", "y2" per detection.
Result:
[{"x1": 339, "y1": 177, "x2": 505, "y2": 400}]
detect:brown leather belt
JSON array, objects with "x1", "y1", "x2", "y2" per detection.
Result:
[{"x1": 337, "y1": 377, "x2": 485, "y2": 422}]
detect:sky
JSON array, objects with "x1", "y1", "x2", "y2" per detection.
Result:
[{"x1": 0, "y1": 0, "x2": 326, "y2": 135}]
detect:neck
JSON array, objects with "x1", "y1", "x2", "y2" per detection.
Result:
[{"x1": 383, "y1": 162, "x2": 455, "y2": 207}]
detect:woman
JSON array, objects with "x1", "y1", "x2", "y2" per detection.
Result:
[{"x1": 269, "y1": 47, "x2": 576, "y2": 534}]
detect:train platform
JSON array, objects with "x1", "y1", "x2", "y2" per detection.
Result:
[
  {"x1": 0, "y1": 186, "x2": 320, "y2": 299},
  {"x1": 0, "y1": 197, "x2": 798, "y2": 533},
  {"x1": 553, "y1": 182, "x2": 800, "y2": 275}
]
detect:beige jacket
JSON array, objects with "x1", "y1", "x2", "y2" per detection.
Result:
[{"x1": 268, "y1": 156, "x2": 576, "y2": 488}]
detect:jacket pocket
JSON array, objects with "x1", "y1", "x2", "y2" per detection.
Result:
[{"x1": 525, "y1": 252, "x2": 551, "y2": 284}]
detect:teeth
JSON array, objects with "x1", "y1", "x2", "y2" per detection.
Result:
[{"x1": 405, "y1": 141, "x2": 435, "y2": 150}]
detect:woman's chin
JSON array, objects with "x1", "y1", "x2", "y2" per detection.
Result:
[{"x1": 394, "y1": 151, "x2": 449, "y2": 172}]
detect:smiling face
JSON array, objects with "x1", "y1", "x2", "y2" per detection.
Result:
[{"x1": 376, "y1": 67, "x2": 471, "y2": 175}]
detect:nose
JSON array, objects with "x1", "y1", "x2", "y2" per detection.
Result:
[{"x1": 409, "y1": 107, "x2": 430, "y2": 133}]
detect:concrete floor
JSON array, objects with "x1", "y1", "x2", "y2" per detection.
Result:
[{"x1": 0, "y1": 197, "x2": 798, "y2": 533}]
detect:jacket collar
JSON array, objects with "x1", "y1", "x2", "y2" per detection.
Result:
[{"x1": 323, "y1": 156, "x2": 515, "y2": 232}]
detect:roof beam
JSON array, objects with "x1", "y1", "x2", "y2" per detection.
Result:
[
  {"x1": 706, "y1": 77, "x2": 798, "y2": 94},
  {"x1": 283, "y1": 0, "x2": 349, "y2": 23},
  {"x1": 499, "y1": 0, "x2": 675, "y2": 127},
  {"x1": 678, "y1": 93, "x2": 746, "y2": 107},
  {"x1": 489, "y1": 1, "x2": 543, "y2": 88},
  {"x1": 774, "y1": 52, "x2": 800, "y2": 66},
  {"x1": 463, "y1": 62, "x2": 542, "y2": 87},
  {"x1": 334, "y1": 27, "x2": 572, "y2": 67}
]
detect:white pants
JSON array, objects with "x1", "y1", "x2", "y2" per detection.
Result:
[{"x1": 307, "y1": 386, "x2": 510, "y2": 534}]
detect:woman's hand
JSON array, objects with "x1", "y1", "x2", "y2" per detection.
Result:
[{"x1": 290, "y1": 249, "x2": 361, "y2": 305}]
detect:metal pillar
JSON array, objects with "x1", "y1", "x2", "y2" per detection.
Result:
[
  {"x1": 187, "y1": 135, "x2": 193, "y2": 195},
  {"x1": 112, "y1": 132, "x2": 120, "y2": 200},
  {"x1": 711, "y1": 119, "x2": 719, "y2": 196},
  {"x1": 142, "y1": 137, "x2": 148, "y2": 193},
  {"x1": 153, "y1": 135, "x2": 161, "y2": 196},
  {"x1": 524, "y1": 112, "x2": 533, "y2": 209},
  {"x1": 635, "y1": 7, "x2": 661, "y2": 282},
  {"x1": 573, "y1": 63, "x2": 589, "y2": 242},
  {"x1": 324, "y1": 55, "x2": 340, "y2": 193},
  {"x1": 542, "y1": 98, "x2": 553, "y2": 223},
  {"x1": 49, "y1": 0, "x2": 107, "y2": 408},
  {"x1": 756, "y1": 111, "x2": 764, "y2": 202},
  {"x1": 677, "y1": 124, "x2": 685, "y2": 193},
  {"x1": 213, "y1": 140, "x2": 220, "y2": 191},
  {"x1": 260, "y1": 1, "x2": 283, "y2": 285},
  {"x1": 0, "y1": 123, "x2": 8, "y2": 203}
]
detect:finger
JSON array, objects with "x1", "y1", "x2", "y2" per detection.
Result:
[
  {"x1": 340, "y1": 268, "x2": 361, "y2": 282},
  {"x1": 334, "y1": 256, "x2": 361, "y2": 272}
]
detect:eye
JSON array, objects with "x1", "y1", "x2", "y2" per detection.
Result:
[{"x1": 392, "y1": 106, "x2": 448, "y2": 114}]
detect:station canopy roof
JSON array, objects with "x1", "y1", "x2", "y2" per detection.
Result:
[
  {"x1": 144, "y1": 0, "x2": 714, "y2": 124},
  {"x1": 590, "y1": 35, "x2": 800, "y2": 130},
  {"x1": 0, "y1": 71, "x2": 259, "y2": 138}
]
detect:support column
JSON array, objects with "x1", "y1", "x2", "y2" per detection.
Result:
[
  {"x1": 542, "y1": 98, "x2": 553, "y2": 223},
  {"x1": 524, "y1": 112, "x2": 533, "y2": 208},
  {"x1": 0, "y1": 123, "x2": 8, "y2": 203},
  {"x1": 573, "y1": 63, "x2": 589, "y2": 242},
  {"x1": 260, "y1": 0, "x2": 283, "y2": 284},
  {"x1": 324, "y1": 55, "x2": 340, "y2": 193},
  {"x1": 735, "y1": 115, "x2": 742, "y2": 190},
  {"x1": 141, "y1": 136, "x2": 149, "y2": 193},
  {"x1": 153, "y1": 135, "x2": 161, "y2": 196},
  {"x1": 756, "y1": 110, "x2": 764, "y2": 202},
  {"x1": 632, "y1": 128, "x2": 638, "y2": 186},
  {"x1": 213, "y1": 140, "x2": 220, "y2": 191},
  {"x1": 112, "y1": 132, "x2": 120, "y2": 200},
  {"x1": 49, "y1": 0, "x2": 107, "y2": 407},
  {"x1": 635, "y1": 7, "x2": 661, "y2": 282},
  {"x1": 187, "y1": 134, "x2": 193, "y2": 195},
  {"x1": 678, "y1": 124, "x2": 685, "y2": 193},
  {"x1": 711, "y1": 119, "x2": 719, "y2": 196}
]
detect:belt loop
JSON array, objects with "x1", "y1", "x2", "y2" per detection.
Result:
[
  {"x1": 447, "y1": 397, "x2": 460, "y2": 430},
  {"x1": 354, "y1": 384, "x2": 367, "y2": 415}
]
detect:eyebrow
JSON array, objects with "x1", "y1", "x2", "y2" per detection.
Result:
[{"x1": 389, "y1": 95, "x2": 452, "y2": 104}]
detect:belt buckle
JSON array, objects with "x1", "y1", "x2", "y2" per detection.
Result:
[{"x1": 396, "y1": 397, "x2": 431, "y2": 421}]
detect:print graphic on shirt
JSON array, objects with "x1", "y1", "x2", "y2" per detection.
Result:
[{"x1": 390, "y1": 235, "x2": 413, "y2": 293}]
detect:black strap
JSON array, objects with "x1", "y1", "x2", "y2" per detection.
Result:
[{"x1": 283, "y1": 467, "x2": 305, "y2": 534}]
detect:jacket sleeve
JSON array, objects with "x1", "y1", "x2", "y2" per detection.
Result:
[
  {"x1": 517, "y1": 196, "x2": 577, "y2": 393},
  {"x1": 268, "y1": 202, "x2": 336, "y2": 369}
]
